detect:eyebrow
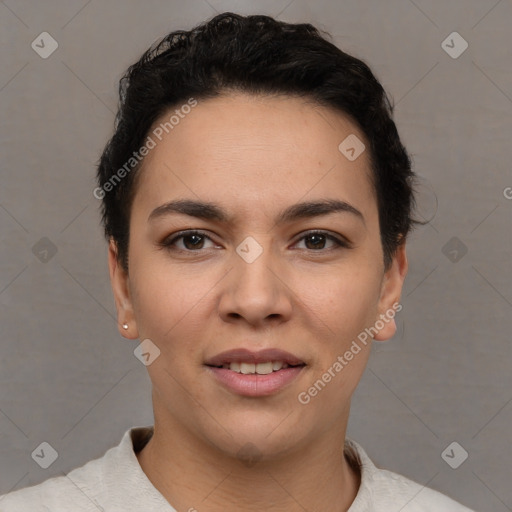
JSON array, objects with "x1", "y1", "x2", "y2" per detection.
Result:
[{"x1": 148, "y1": 198, "x2": 365, "y2": 225}]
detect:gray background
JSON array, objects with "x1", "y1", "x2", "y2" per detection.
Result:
[{"x1": 0, "y1": 1, "x2": 510, "y2": 510}]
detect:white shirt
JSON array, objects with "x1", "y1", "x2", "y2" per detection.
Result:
[{"x1": 0, "y1": 426, "x2": 475, "y2": 511}]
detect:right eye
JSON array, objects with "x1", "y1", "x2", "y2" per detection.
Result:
[{"x1": 160, "y1": 230, "x2": 219, "y2": 252}]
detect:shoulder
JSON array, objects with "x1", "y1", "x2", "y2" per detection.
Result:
[
  {"x1": 0, "y1": 427, "x2": 152, "y2": 512},
  {"x1": 0, "y1": 456, "x2": 105, "y2": 512},
  {"x1": 0, "y1": 439, "x2": 114, "y2": 512},
  {"x1": 368, "y1": 467, "x2": 475, "y2": 511},
  {"x1": 0, "y1": 425, "x2": 175, "y2": 511},
  {"x1": 345, "y1": 439, "x2": 476, "y2": 512}
]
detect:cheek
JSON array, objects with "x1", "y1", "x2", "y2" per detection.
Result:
[
  {"x1": 129, "y1": 257, "x2": 218, "y2": 355},
  {"x1": 295, "y1": 262, "x2": 382, "y2": 342},
  {"x1": 293, "y1": 270, "x2": 380, "y2": 417}
]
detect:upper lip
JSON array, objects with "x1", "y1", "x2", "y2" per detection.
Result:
[{"x1": 205, "y1": 348, "x2": 305, "y2": 367}]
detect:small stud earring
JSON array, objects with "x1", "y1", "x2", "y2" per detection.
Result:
[{"x1": 122, "y1": 323, "x2": 129, "y2": 330}]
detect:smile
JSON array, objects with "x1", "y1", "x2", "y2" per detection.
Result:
[{"x1": 209, "y1": 361, "x2": 303, "y2": 374}]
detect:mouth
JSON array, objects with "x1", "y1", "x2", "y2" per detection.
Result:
[
  {"x1": 206, "y1": 360, "x2": 305, "y2": 374},
  {"x1": 204, "y1": 348, "x2": 306, "y2": 397}
]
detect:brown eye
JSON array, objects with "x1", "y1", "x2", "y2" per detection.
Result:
[
  {"x1": 180, "y1": 233, "x2": 206, "y2": 250},
  {"x1": 304, "y1": 233, "x2": 328, "y2": 250},
  {"x1": 161, "y1": 230, "x2": 216, "y2": 252},
  {"x1": 294, "y1": 230, "x2": 349, "y2": 251}
]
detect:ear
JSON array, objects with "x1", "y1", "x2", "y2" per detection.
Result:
[
  {"x1": 108, "y1": 238, "x2": 139, "y2": 339},
  {"x1": 373, "y1": 242, "x2": 408, "y2": 341}
]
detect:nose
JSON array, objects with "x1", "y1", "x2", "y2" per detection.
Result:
[{"x1": 218, "y1": 237, "x2": 293, "y2": 328}]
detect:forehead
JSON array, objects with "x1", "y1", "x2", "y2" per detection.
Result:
[{"x1": 132, "y1": 93, "x2": 377, "y2": 223}]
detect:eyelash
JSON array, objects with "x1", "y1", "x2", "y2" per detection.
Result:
[{"x1": 160, "y1": 229, "x2": 351, "y2": 253}]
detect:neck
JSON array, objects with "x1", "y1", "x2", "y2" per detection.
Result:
[{"x1": 136, "y1": 415, "x2": 360, "y2": 512}]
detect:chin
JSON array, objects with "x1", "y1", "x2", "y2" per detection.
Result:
[{"x1": 204, "y1": 412, "x2": 308, "y2": 462}]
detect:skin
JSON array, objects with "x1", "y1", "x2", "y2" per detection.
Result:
[{"x1": 108, "y1": 92, "x2": 408, "y2": 512}]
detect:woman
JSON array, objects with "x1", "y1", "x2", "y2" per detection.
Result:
[{"x1": 0, "y1": 12, "x2": 475, "y2": 511}]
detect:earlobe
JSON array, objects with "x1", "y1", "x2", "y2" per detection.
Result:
[
  {"x1": 108, "y1": 238, "x2": 139, "y2": 339},
  {"x1": 373, "y1": 243, "x2": 408, "y2": 342}
]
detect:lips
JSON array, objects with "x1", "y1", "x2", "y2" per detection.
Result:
[
  {"x1": 204, "y1": 348, "x2": 305, "y2": 367},
  {"x1": 204, "y1": 348, "x2": 306, "y2": 397}
]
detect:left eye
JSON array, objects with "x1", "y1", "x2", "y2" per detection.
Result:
[{"x1": 294, "y1": 231, "x2": 347, "y2": 251}]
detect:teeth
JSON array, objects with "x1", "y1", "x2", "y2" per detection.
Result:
[
  {"x1": 226, "y1": 361, "x2": 294, "y2": 374},
  {"x1": 255, "y1": 362, "x2": 273, "y2": 375},
  {"x1": 240, "y1": 363, "x2": 255, "y2": 374}
]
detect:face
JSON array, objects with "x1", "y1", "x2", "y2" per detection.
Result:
[{"x1": 109, "y1": 92, "x2": 407, "y2": 461}]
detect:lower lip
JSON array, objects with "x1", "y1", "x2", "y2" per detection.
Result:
[{"x1": 206, "y1": 366, "x2": 305, "y2": 397}]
